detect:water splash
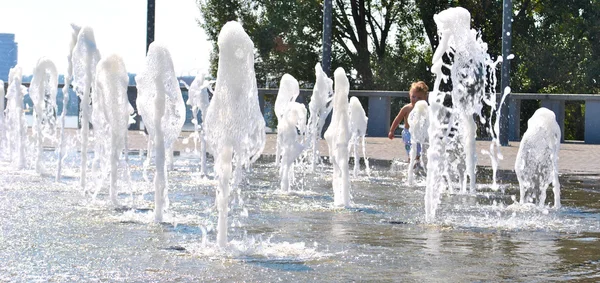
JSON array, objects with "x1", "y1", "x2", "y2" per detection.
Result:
[
  {"x1": 204, "y1": 21, "x2": 266, "y2": 247},
  {"x1": 515, "y1": 107, "x2": 561, "y2": 208},
  {"x1": 324, "y1": 67, "x2": 351, "y2": 207},
  {"x1": 426, "y1": 7, "x2": 502, "y2": 222}
]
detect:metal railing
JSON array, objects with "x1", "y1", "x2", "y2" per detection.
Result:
[{"x1": 3, "y1": 82, "x2": 599, "y2": 144}]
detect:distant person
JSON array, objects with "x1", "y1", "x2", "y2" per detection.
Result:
[{"x1": 388, "y1": 81, "x2": 429, "y2": 162}]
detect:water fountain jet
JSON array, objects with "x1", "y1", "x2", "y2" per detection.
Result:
[
  {"x1": 5, "y1": 65, "x2": 27, "y2": 169},
  {"x1": 71, "y1": 26, "x2": 101, "y2": 190},
  {"x1": 56, "y1": 24, "x2": 80, "y2": 182},
  {"x1": 324, "y1": 67, "x2": 351, "y2": 207},
  {"x1": 515, "y1": 107, "x2": 561, "y2": 208},
  {"x1": 136, "y1": 42, "x2": 186, "y2": 222},
  {"x1": 204, "y1": 21, "x2": 266, "y2": 247},
  {"x1": 29, "y1": 58, "x2": 58, "y2": 175},
  {"x1": 425, "y1": 7, "x2": 502, "y2": 222},
  {"x1": 91, "y1": 54, "x2": 132, "y2": 205},
  {"x1": 306, "y1": 63, "x2": 333, "y2": 172},
  {"x1": 184, "y1": 74, "x2": 212, "y2": 176},
  {"x1": 348, "y1": 96, "x2": 369, "y2": 178}
]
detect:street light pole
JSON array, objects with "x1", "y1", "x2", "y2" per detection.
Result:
[
  {"x1": 146, "y1": 0, "x2": 156, "y2": 54},
  {"x1": 322, "y1": 0, "x2": 332, "y2": 76},
  {"x1": 500, "y1": 0, "x2": 512, "y2": 146}
]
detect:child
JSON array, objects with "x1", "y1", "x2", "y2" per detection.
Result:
[{"x1": 388, "y1": 81, "x2": 429, "y2": 162}]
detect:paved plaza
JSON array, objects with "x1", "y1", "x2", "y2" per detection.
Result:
[
  {"x1": 122, "y1": 130, "x2": 600, "y2": 176},
  {"x1": 49, "y1": 129, "x2": 600, "y2": 176}
]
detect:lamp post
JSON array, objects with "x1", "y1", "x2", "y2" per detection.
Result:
[
  {"x1": 500, "y1": 0, "x2": 512, "y2": 146},
  {"x1": 322, "y1": 0, "x2": 332, "y2": 76}
]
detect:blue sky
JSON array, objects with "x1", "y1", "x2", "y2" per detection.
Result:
[{"x1": 0, "y1": 0, "x2": 211, "y2": 76}]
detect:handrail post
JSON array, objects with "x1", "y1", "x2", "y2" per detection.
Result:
[
  {"x1": 585, "y1": 100, "x2": 600, "y2": 144},
  {"x1": 367, "y1": 96, "x2": 391, "y2": 137},
  {"x1": 508, "y1": 96, "x2": 520, "y2": 141}
]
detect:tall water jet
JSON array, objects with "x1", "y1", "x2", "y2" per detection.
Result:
[
  {"x1": 184, "y1": 74, "x2": 212, "y2": 176},
  {"x1": 306, "y1": 63, "x2": 333, "y2": 172},
  {"x1": 5, "y1": 66, "x2": 27, "y2": 169},
  {"x1": 57, "y1": 24, "x2": 81, "y2": 182},
  {"x1": 276, "y1": 74, "x2": 307, "y2": 192},
  {"x1": 407, "y1": 100, "x2": 429, "y2": 185},
  {"x1": 71, "y1": 26, "x2": 101, "y2": 190},
  {"x1": 515, "y1": 107, "x2": 561, "y2": 208},
  {"x1": 29, "y1": 58, "x2": 58, "y2": 175},
  {"x1": 204, "y1": 21, "x2": 265, "y2": 247},
  {"x1": 425, "y1": 7, "x2": 501, "y2": 222},
  {"x1": 324, "y1": 67, "x2": 351, "y2": 207},
  {"x1": 136, "y1": 43, "x2": 186, "y2": 222},
  {"x1": 91, "y1": 54, "x2": 132, "y2": 205},
  {"x1": 348, "y1": 96, "x2": 369, "y2": 178},
  {"x1": 274, "y1": 74, "x2": 300, "y2": 166}
]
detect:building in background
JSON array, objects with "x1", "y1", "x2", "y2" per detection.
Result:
[{"x1": 0, "y1": 33, "x2": 18, "y2": 81}]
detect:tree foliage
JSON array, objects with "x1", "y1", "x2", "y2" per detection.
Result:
[{"x1": 198, "y1": 0, "x2": 599, "y2": 138}]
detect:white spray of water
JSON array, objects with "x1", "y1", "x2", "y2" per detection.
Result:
[
  {"x1": 324, "y1": 67, "x2": 351, "y2": 207},
  {"x1": 348, "y1": 96, "x2": 369, "y2": 178},
  {"x1": 515, "y1": 107, "x2": 561, "y2": 208},
  {"x1": 71, "y1": 26, "x2": 101, "y2": 190},
  {"x1": 306, "y1": 63, "x2": 333, "y2": 172},
  {"x1": 425, "y1": 7, "x2": 502, "y2": 222},
  {"x1": 57, "y1": 23, "x2": 81, "y2": 182},
  {"x1": 204, "y1": 21, "x2": 266, "y2": 247},
  {"x1": 91, "y1": 54, "x2": 132, "y2": 205},
  {"x1": 136, "y1": 42, "x2": 186, "y2": 222},
  {"x1": 184, "y1": 74, "x2": 212, "y2": 176},
  {"x1": 29, "y1": 58, "x2": 58, "y2": 175},
  {"x1": 276, "y1": 74, "x2": 307, "y2": 192},
  {"x1": 5, "y1": 66, "x2": 27, "y2": 169},
  {"x1": 407, "y1": 100, "x2": 429, "y2": 185}
]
